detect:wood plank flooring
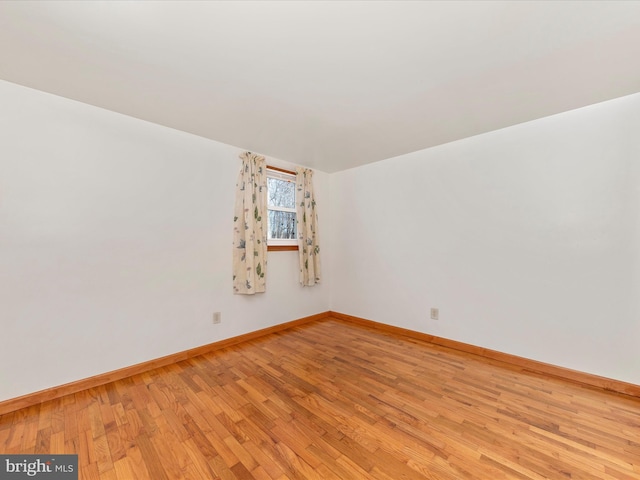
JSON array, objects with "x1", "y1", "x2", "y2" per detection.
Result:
[{"x1": 1, "y1": 318, "x2": 639, "y2": 479}]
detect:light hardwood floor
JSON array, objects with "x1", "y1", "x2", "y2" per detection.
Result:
[{"x1": 1, "y1": 319, "x2": 639, "y2": 479}]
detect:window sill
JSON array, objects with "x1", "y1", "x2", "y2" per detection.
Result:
[{"x1": 268, "y1": 245, "x2": 299, "y2": 252}]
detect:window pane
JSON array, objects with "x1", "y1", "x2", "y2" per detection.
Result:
[
  {"x1": 268, "y1": 210, "x2": 297, "y2": 239},
  {"x1": 268, "y1": 178, "x2": 295, "y2": 208}
]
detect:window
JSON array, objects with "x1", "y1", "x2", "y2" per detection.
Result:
[{"x1": 267, "y1": 167, "x2": 298, "y2": 251}]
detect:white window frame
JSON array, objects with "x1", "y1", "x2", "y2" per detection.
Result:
[{"x1": 266, "y1": 167, "x2": 298, "y2": 248}]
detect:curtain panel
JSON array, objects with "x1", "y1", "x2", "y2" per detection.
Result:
[
  {"x1": 295, "y1": 167, "x2": 321, "y2": 286},
  {"x1": 232, "y1": 152, "x2": 268, "y2": 294}
]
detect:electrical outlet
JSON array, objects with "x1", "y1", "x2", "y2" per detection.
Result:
[
  {"x1": 212, "y1": 312, "x2": 221, "y2": 324},
  {"x1": 430, "y1": 308, "x2": 439, "y2": 320}
]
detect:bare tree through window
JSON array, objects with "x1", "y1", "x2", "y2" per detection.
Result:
[{"x1": 267, "y1": 172, "x2": 297, "y2": 242}]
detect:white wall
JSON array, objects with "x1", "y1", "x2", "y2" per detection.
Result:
[
  {"x1": 0, "y1": 80, "x2": 331, "y2": 402},
  {"x1": 330, "y1": 93, "x2": 640, "y2": 385},
  {"x1": 2, "y1": 77, "x2": 639, "y2": 403}
]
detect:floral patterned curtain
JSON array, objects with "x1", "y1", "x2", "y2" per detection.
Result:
[
  {"x1": 233, "y1": 152, "x2": 268, "y2": 294},
  {"x1": 295, "y1": 167, "x2": 321, "y2": 286}
]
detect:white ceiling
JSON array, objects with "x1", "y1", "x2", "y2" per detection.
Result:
[{"x1": 1, "y1": 1, "x2": 640, "y2": 173}]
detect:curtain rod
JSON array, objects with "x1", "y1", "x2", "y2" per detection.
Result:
[{"x1": 267, "y1": 165, "x2": 296, "y2": 176}]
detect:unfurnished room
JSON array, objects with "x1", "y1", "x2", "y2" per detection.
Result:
[{"x1": 0, "y1": 1, "x2": 639, "y2": 479}]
